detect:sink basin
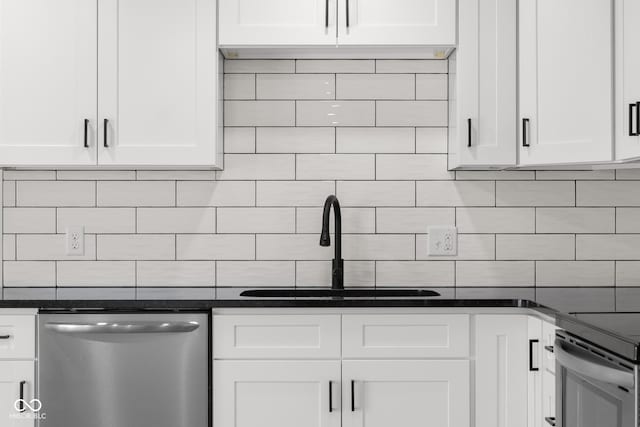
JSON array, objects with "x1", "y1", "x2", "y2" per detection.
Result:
[{"x1": 239, "y1": 288, "x2": 440, "y2": 298}]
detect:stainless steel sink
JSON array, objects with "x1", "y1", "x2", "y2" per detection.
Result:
[{"x1": 239, "y1": 288, "x2": 440, "y2": 298}]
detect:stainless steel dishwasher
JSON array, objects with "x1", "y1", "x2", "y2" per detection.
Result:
[{"x1": 38, "y1": 312, "x2": 209, "y2": 427}]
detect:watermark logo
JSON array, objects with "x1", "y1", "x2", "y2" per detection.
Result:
[{"x1": 9, "y1": 398, "x2": 46, "y2": 420}]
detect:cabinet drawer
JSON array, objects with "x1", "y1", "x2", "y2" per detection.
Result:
[
  {"x1": 0, "y1": 315, "x2": 36, "y2": 360},
  {"x1": 213, "y1": 315, "x2": 341, "y2": 359},
  {"x1": 342, "y1": 315, "x2": 470, "y2": 358}
]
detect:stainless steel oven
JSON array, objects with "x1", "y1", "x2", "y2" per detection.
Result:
[{"x1": 555, "y1": 332, "x2": 638, "y2": 427}]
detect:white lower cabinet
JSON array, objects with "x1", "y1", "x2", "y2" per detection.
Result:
[
  {"x1": 213, "y1": 360, "x2": 341, "y2": 427},
  {"x1": 0, "y1": 361, "x2": 35, "y2": 427},
  {"x1": 342, "y1": 360, "x2": 469, "y2": 427}
]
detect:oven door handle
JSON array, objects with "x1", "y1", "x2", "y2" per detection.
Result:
[{"x1": 555, "y1": 340, "x2": 634, "y2": 389}]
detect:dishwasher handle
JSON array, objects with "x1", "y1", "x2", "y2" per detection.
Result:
[
  {"x1": 555, "y1": 339, "x2": 634, "y2": 388},
  {"x1": 44, "y1": 321, "x2": 200, "y2": 334}
]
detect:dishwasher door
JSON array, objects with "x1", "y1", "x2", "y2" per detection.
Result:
[{"x1": 38, "y1": 312, "x2": 208, "y2": 427}]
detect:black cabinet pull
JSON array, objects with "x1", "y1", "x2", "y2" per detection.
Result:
[
  {"x1": 545, "y1": 417, "x2": 556, "y2": 426},
  {"x1": 325, "y1": 0, "x2": 329, "y2": 28},
  {"x1": 529, "y1": 339, "x2": 539, "y2": 371},
  {"x1": 522, "y1": 118, "x2": 530, "y2": 147},
  {"x1": 103, "y1": 119, "x2": 109, "y2": 148},
  {"x1": 629, "y1": 103, "x2": 638, "y2": 136},
  {"x1": 467, "y1": 118, "x2": 472, "y2": 147},
  {"x1": 328, "y1": 381, "x2": 333, "y2": 412},
  {"x1": 0, "y1": 334, "x2": 10, "y2": 339},
  {"x1": 83, "y1": 119, "x2": 89, "y2": 148},
  {"x1": 18, "y1": 380, "x2": 26, "y2": 412},
  {"x1": 346, "y1": 0, "x2": 350, "y2": 28},
  {"x1": 350, "y1": 380, "x2": 355, "y2": 411},
  {"x1": 637, "y1": 102, "x2": 640, "y2": 136}
]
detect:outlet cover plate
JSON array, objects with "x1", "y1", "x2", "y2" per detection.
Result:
[
  {"x1": 427, "y1": 226, "x2": 457, "y2": 256},
  {"x1": 65, "y1": 226, "x2": 85, "y2": 256}
]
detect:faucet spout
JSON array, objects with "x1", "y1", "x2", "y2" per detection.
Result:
[{"x1": 320, "y1": 195, "x2": 343, "y2": 290}]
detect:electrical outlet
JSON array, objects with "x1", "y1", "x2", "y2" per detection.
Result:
[
  {"x1": 65, "y1": 226, "x2": 85, "y2": 256},
  {"x1": 427, "y1": 226, "x2": 457, "y2": 256}
]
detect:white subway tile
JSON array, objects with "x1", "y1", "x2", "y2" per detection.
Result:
[
  {"x1": 536, "y1": 208, "x2": 614, "y2": 233},
  {"x1": 456, "y1": 208, "x2": 534, "y2": 233},
  {"x1": 4, "y1": 170, "x2": 55, "y2": 180},
  {"x1": 224, "y1": 74, "x2": 255, "y2": 99},
  {"x1": 297, "y1": 154, "x2": 374, "y2": 180},
  {"x1": 616, "y1": 261, "x2": 640, "y2": 286},
  {"x1": 98, "y1": 235, "x2": 174, "y2": 260},
  {"x1": 136, "y1": 171, "x2": 216, "y2": 180},
  {"x1": 416, "y1": 74, "x2": 447, "y2": 100},
  {"x1": 137, "y1": 261, "x2": 215, "y2": 286},
  {"x1": 456, "y1": 261, "x2": 535, "y2": 286},
  {"x1": 225, "y1": 59, "x2": 294, "y2": 73},
  {"x1": 256, "y1": 127, "x2": 334, "y2": 153},
  {"x1": 616, "y1": 208, "x2": 640, "y2": 233},
  {"x1": 336, "y1": 74, "x2": 414, "y2": 100},
  {"x1": 217, "y1": 208, "x2": 295, "y2": 233},
  {"x1": 177, "y1": 235, "x2": 255, "y2": 260},
  {"x1": 338, "y1": 181, "x2": 415, "y2": 206},
  {"x1": 257, "y1": 181, "x2": 334, "y2": 206},
  {"x1": 416, "y1": 181, "x2": 495, "y2": 206},
  {"x1": 17, "y1": 234, "x2": 96, "y2": 260},
  {"x1": 415, "y1": 127, "x2": 448, "y2": 153},
  {"x1": 4, "y1": 288, "x2": 56, "y2": 299},
  {"x1": 536, "y1": 261, "x2": 614, "y2": 287},
  {"x1": 616, "y1": 169, "x2": 640, "y2": 180},
  {"x1": 56, "y1": 288, "x2": 136, "y2": 300},
  {"x1": 137, "y1": 208, "x2": 216, "y2": 233},
  {"x1": 137, "y1": 288, "x2": 215, "y2": 299},
  {"x1": 296, "y1": 260, "x2": 375, "y2": 287},
  {"x1": 537, "y1": 288, "x2": 614, "y2": 313},
  {"x1": 296, "y1": 60, "x2": 375, "y2": 73},
  {"x1": 57, "y1": 208, "x2": 135, "y2": 234},
  {"x1": 3, "y1": 208, "x2": 55, "y2": 233},
  {"x1": 97, "y1": 181, "x2": 175, "y2": 207},
  {"x1": 3, "y1": 235, "x2": 15, "y2": 260},
  {"x1": 455, "y1": 171, "x2": 535, "y2": 180},
  {"x1": 376, "y1": 154, "x2": 453, "y2": 180},
  {"x1": 4, "y1": 261, "x2": 55, "y2": 286},
  {"x1": 343, "y1": 235, "x2": 414, "y2": 260},
  {"x1": 536, "y1": 170, "x2": 615, "y2": 180},
  {"x1": 217, "y1": 154, "x2": 295, "y2": 180},
  {"x1": 56, "y1": 170, "x2": 136, "y2": 180},
  {"x1": 415, "y1": 234, "x2": 495, "y2": 260},
  {"x1": 577, "y1": 235, "x2": 640, "y2": 260},
  {"x1": 217, "y1": 261, "x2": 294, "y2": 287},
  {"x1": 257, "y1": 74, "x2": 335, "y2": 99},
  {"x1": 17, "y1": 181, "x2": 95, "y2": 207},
  {"x1": 497, "y1": 181, "x2": 575, "y2": 206},
  {"x1": 336, "y1": 128, "x2": 414, "y2": 153},
  {"x1": 376, "y1": 261, "x2": 454, "y2": 286},
  {"x1": 256, "y1": 235, "x2": 332, "y2": 260},
  {"x1": 497, "y1": 235, "x2": 575, "y2": 260},
  {"x1": 3, "y1": 181, "x2": 15, "y2": 206},
  {"x1": 224, "y1": 127, "x2": 256, "y2": 153},
  {"x1": 577, "y1": 181, "x2": 640, "y2": 206},
  {"x1": 177, "y1": 181, "x2": 255, "y2": 207},
  {"x1": 376, "y1": 60, "x2": 447, "y2": 73},
  {"x1": 296, "y1": 207, "x2": 376, "y2": 234},
  {"x1": 376, "y1": 208, "x2": 454, "y2": 233},
  {"x1": 297, "y1": 101, "x2": 375, "y2": 126},
  {"x1": 224, "y1": 101, "x2": 295, "y2": 126},
  {"x1": 377, "y1": 101, "x2": 447, "y2": 126},
  {"x1": 57, "y1": 261, "x2": 135, "y2": 287}
]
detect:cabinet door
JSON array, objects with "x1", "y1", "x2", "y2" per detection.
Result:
[
  {"x1": 98, "y1": 0, "x2": 220, "y2": 167},
  {"x1": 337, "y1": 0, "x2": 455, "y2": 46},
  {"x1": 0, "y1": 361, "x2": 35, "y2": 427},
  {"x1": 342, "y1": 360, "x2": 469, "y2": 427},
  {"x1": 475, "y1": 315, "x2": 528, "y2": 427},
  {"x1": 615, "y1": 0, "x2": 640, "y2": 160},
  {"x1": 519, "y1": 0, "x2": 613, "y2": 166},
  {"x1": 0, "y1": 0, "x2": 97, "y2": 166},
  {"x1": 214, "y1": 360, "x2": 341, "y2": 427},
  {"x1": 219, "y1": 0, "x2": 337, "y2": 46},
  {"x1": 450, "y1": 0, "x2": 516, "y2": 168}
]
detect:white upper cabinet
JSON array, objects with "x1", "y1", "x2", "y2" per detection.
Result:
[
  {"x1": 615, "y1": 0, "x2": 640, "y2": 160},
  {"x1": 519, "y1": 0, "x2": 614, "y2": 166},
  {"x1": 449, "y1": 0, "x2": 516, "y2": 169},
  {"x1": 337, "y1": 0, "x2": 455, "y2": 46},
  {"x1": 98, "y1": 0, "x2": 220, "y2": 167},
  {"x1": 219, "y1": 0, "x2": 337, "y2": 46},
  {"x1": 0, "y1": 0, "x2": 97, "y2": 166}
]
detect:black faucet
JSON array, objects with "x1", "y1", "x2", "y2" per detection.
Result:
[{"x1": 319, "y1": 195, "x2": 343, "y2": 290}]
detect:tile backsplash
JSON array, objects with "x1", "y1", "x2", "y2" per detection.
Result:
[{"x1": 2, "y1": 59, "x2": 640, "y2": 313}]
